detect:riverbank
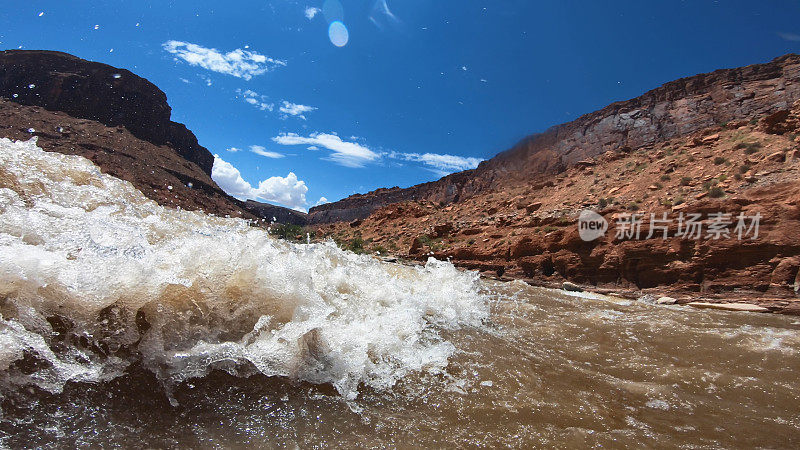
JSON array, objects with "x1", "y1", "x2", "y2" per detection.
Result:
[
  {"x1": 374, "y1": 254, "x2": 800, "y2": 315},
  {"x1": 315, "y1": 109, "x2": 800, "y2": 310}
]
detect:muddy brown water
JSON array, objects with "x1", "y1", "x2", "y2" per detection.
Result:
[
  {"x1": 3, "y1": 281, "x2": 798, "y2": 448},
  {"x1": 1, "y1": 140, "x2": 798, "y2": 448}
]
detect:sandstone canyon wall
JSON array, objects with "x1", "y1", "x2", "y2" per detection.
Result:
[{"x1": 309, "y1": 54, "x2": 800, "y2": 223}]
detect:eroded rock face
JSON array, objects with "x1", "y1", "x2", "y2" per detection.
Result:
[
  {"x1": 310, "y1": 54, "x2": 800, "y2": 223},
  {"x1": 0, "y1": 98, "x2": 249, "y2": 218},
  {"x1": 243, "y1": 200, "x2": 308, "y2": 226},
  {"x1": 314, "y1": 107, "x2": 800, "y2": 308},
  {"x1": 0, "y1": 50, "x2": 214, "y2": 175},
  {"x1": 0, "y1": 51, "x2": 306, "y2": 223}
]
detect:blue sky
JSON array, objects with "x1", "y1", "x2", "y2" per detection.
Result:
[{"x1": 2, "y1": 1, "x2": 799, "y2": 211}]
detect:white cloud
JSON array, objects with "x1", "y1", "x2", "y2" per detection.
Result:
[
  {"x1": 254, "y1": 173, "x2": 309, "y2": 212},
  {"x1": 250, "y1": 145, "x2": 284, "y2": 159},
  {"x1": 279, "y1": 101, "x2": 317, "y2": 120},
  {"x1": 211, "y1": 155, "x2": 253, "y2": 199},
  {"x1": 273, "y1": 132, "x2": 380, "y2": 168},
  {"x1": 388, "y1": 151, "x2": 482, "y2": 175},
  {"x1": 237, "y1": 90, "x2": 314, "y2": 120},
  {"x1": 237, "y1": 89, "x2": 275, "y2": 111},
  {"x1": 778, "y1": 31, "x2": 800, "y2": 42},
  {"x1": 314, "y1": 196, "x2": 330, "y2": 206},
  {"x1": 162, "y1": 40, "x2": 286, "y2": 80},
  {"x1": 304, "y1": 7, "x2": 321, "y2": 19},
  {"x1": 212, "y1": 155, "x2": 309, "y2": 211},
  {"x1": 226, "y1": 147, "x2": 242, "y2": 152},
  {"x1": 271, "y1": 131, "x2": 481, "y2": 174}
]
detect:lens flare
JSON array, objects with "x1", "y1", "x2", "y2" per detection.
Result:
[
  {"x1": 328, "y1": 21, "x2": 349, "y2": 47},
  {"x1": 322, "y1": 0, "x2": 344, "y2": 23}
]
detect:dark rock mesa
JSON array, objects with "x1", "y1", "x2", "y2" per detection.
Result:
[{"x1": 0, "y1": 50, "x2": 305, "y2": 224}]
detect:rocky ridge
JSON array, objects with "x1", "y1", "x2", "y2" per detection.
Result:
[
  {"x1": 309, "y1": 54, "x2": 800, "y2": 223},
  {"x1": 314, "y1": 99, "x2": 800, "y2": 313},
  {"x1": 0, "y1": 50, "x2": 304, "y2": 223}
]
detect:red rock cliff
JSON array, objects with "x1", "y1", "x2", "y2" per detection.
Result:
[{"x1": 309, "y1": 54, "x2": 800, "y2": 223}]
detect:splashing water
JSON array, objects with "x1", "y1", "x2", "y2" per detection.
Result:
[
  {"x1": 3, "y1": 138, "x2": 799, "y2": 448},
  {"x1": 0, "y1": 138, "x2": 489, "y2": 402}
]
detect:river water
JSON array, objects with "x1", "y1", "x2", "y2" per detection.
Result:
[{"x1": 1, "y1": 138, "x2": 799, "y2": 448}]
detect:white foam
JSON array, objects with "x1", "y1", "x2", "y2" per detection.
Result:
[{"x1": 0, "y1": 138, "x2": 489, "y2": 400}]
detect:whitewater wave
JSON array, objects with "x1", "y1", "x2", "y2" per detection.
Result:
[{"x1": 0, "y1": 138, "x2": 488, "y2": 401}]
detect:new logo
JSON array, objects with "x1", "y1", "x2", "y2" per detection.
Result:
[{"x1": 578, "y1": 209, "x2": 608, "y2": 241}]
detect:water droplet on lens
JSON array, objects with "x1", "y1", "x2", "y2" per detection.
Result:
[{"x1": 328, "y1": 21, "x2": 349, "y2": 47}]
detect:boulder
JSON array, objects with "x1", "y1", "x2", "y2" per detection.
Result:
[
  {"x1": 758, "y1": 109, "x2": 797, "y2": 134},
  {"x1": 767, "y1": 151, "x2": 786, "y2": 163},
  {"x1": 433, "y1": 223, "x2": 454, "y2": 237},
  {"x1": 656, "y1": 296, "x2": 677, "y2": 305},
  {"x1": 562, "y1": 281, "x2": 584, "y2": 292},
  {"x1": 687, "y1": 302, "x2": 769, "y2": 313},
  {"x1": 525, "y1": 202, "x2": 543, "y2": 213}
]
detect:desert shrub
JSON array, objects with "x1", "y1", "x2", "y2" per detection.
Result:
[
  {"x1": 680, "y1": 176, "x2": 692, "y2": 186},
  {"x1": 736, "y1": 141, "x2": 762, "y2": 154},
  {"x1": 734, "y1": 173, "x2": 742, "y2": 181},
  {"x1": 708, "y1": 187, "x2": 725, "y2": 198},
  {"x1": 660, "y1": 174, "x2": 671, "y2": 182},
  {"x1": 713, "y1": 156, "x2": 727, "y2": 165},
  {"x1": 270, "y1": 223, "x2": 304, "y2": 241},
  {"x1": 346, "y1": 237, "x2": 365, "y2": 253},
  {"x1": 703, "y1": 180, "x2": 718, "y2": 190}
]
